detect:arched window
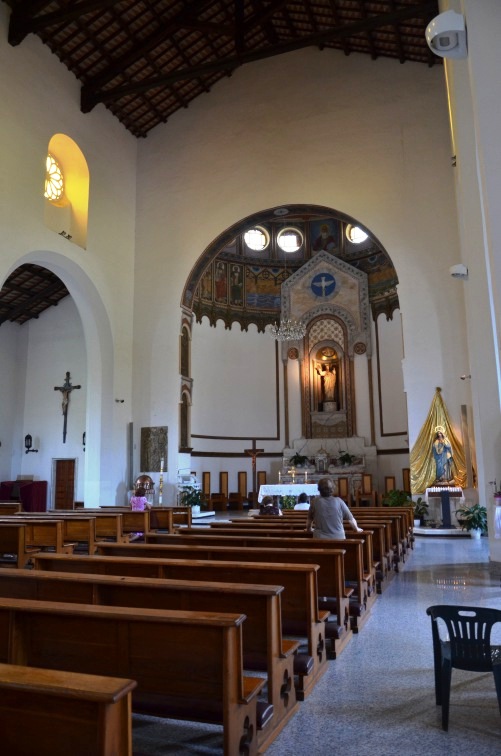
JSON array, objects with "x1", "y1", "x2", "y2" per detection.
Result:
[{"x1": 43, "y1": 134, "x2": 89, "y2": 249}]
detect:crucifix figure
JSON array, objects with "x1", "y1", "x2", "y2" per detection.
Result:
[
  {"x1": 54, "y1": 371, "x2": 81, "y2": 443},
  {"x1": 244, "y1": 439, "x2": 264, "y2": 506}
]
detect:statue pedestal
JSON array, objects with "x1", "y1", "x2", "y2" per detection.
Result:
[{"x1": 323, "y1": 401, "x2": 337, "y2": 412}]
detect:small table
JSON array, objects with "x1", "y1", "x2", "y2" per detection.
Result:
[{"x1": 258, "y1": 483, "x2": 319, "y2": 503}]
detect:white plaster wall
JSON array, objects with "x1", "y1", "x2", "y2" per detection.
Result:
[
  {"x1": 443, "y1": 0, "x2": 501, "y2": 558},
  {"x1": 191, "y1": 320, "x2": 278, "y2": 440},
  {"x1": 21, "y1": 297, "x2": 87, "y2": 505},
  {"x1": 135, "y1": 46, "x2": 464, "y2": 490},
  {"x1": 0, "y1": 322, "x2": 28, "y2": 482},
  {"x1": 0, "y1": 7, "x2": 137, "y2": 504},
  {"x1": 375, "y1": 312, "x2": 407, "y2": 442}
]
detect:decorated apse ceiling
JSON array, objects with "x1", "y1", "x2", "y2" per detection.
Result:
[{"x1": 187, "y1": 206, "x2": 399, "y2": 332}]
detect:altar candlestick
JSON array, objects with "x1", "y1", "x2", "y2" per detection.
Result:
[
  {"x1": 305, "y1": 471, "x2": 308, "y2": 483},
  {"x1": 278, "y1": 471, "x2": 281, "y2": 483},
  {"x1": 159, "y1": 458, "x2": 164, "y2": 504}
]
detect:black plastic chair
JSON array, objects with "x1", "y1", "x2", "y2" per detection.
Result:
[{"x1": 426, "y1": 604, "x2": 501, "y2": 730}]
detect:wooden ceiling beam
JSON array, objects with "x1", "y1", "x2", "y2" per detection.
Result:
[
  {"x1": 0, "y1": 281, "x2": 67, "y2": 326},
  {"x1": 80, "y1": 0, "x2": 217, "y2": 97},
  {"x1": 82, "y1": 1, "x2": 436, "y2": 111},
  {"x1": 8, "y1": 0, "x2": 121, "y2": 46}
]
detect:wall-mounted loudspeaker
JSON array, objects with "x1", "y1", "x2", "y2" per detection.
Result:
[
  {"x1": 425, "y1": 10, "x2": 467, "y2": 59},
  {"x1": 449, "y1": 264, "x2": 468, "y2": 279}
]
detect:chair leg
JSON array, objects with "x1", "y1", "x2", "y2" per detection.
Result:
[
  {"x1": 440, "y1": 659, "x2": 452, "y2": 731},
  {"x1": 492, "y1": 665, "x2": 501, "y2": 717}
]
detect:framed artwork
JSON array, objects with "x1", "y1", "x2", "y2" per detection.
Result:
[{"x1": 140, "y1": 426, "x2": 168, "y2": 472}]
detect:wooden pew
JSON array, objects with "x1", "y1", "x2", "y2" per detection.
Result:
[
  {"x1": 0, "y1": 662, "x2": 136, "y2": 756},
  {"x1": 350, "y1": 507, "x2": 413, "y2": 568},
  {"x1": 0, "y1": 596, "x2": 264, "y2": 756},
  {"x1": 0, "y1": 568, "x2": 298, "y2": 750},
  {"x1": 145, "y1": 531, "x2": 373, "y2": 629},
  {"x1": 92, "y1": 541, "x2": 353, "y2": 647},
  {"x1": 0, "y1": 524, "x2": 41, "y2": 568},
  {"x1": 69, "y1": 510, "x2": 139, "y2": 543},
  {"x1": 184, "y1": 526, "x2": 378, "y2": 610},
  {"x1": 0, "y1": 518, "x2": 74, "y2": 554},
  {"x1": 0, "y1": 502, "x2": 23, "y2": 515},
  {"x1": 12, "y1": 514, "x2": 98, "y2": 555},
  {"x1": 33, "y1": 553, "x2": 337, "y2": 676}
]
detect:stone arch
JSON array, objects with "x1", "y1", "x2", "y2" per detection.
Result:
[{"x1": 2, "y1": 249, "x2": 114, "y2": 505}]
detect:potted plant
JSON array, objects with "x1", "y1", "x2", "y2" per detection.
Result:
[
  {"x1": 179, "y1": 486, "x2": 207, "y2": 515},
  {"x1": 382, "y1": 489, "x2": 413, "y2": 507},
  {"x1": 338, "y1": 451, "x2": 355, "y2": 466},
  {"x1": 455, "y1": 503, "x2": 487, "y2": 538},
  {"x1": 413, "y1": 496, "x2": 429, "y2": 526},
  {"x1": 281, "y1": 494, "x2": 296, "y2": 510},
  {"x1": 289, "y1": 453, "x2": 309, "y2": 468}
]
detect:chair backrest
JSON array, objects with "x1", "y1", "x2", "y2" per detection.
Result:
[
  {"x1": 337, "y1": 477, "x2": 349, "y2": 498},
  {"x1": 427, "y1": 604, "x2": 501, "y2": 672},
  {"x1": 384, "y1": 476, "x2": 396, "y2": 494},
  {"x1": 361, "y1": 473, "x2": 373, "y2": 495}
]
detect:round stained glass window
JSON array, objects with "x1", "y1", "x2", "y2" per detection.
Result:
[
  {"x1": 346, "y1": 224, "x2": 368, "y2": 244},
  {"x1": 277, "y1": 227, "x2": 303, "y2": 253},
  {"x1": 44, "y1": 154, "x2": 64, "y2": 201},
  {"x1": 244, "y1": 226, "x2": 270, "y2": 251}
]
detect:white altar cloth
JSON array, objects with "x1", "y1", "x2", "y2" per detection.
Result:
[{"x1": 258, "y1": 483, "x2": 319, "y2": 503}]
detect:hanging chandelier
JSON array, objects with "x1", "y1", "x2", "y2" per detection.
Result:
[{"x1": 269, "y1": 318, "x2": 306, "y2": 341}]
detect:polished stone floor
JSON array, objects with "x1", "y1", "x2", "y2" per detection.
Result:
[{"x1": 133, "y1": 535, "x2": 501, "y2": 755}]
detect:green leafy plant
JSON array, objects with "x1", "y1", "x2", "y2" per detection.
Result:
[
  {"x1": 382, "y1": 489, "x2": 413, "y2": 507},
  {"x1": 281, "y1": 495, "x2": 297, "y2": 510},
  {"x1": 338, "y1": 451, "x2": 355, "y2": 465},
  {"x1": 455, "y1": 503, "x2": 488, "y2": 533},
  {"x1": 179, "y1": 486, "x2": 207, "y2": 509},
  {"x1": 289, "y1": 453, "x2": 309, "y2": 468},
  {"x1": 413, "y1": 496, "x2": 429, "y2": 520}
]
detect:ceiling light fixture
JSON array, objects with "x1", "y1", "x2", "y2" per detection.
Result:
[{"x1": 269, "y1": 318, "x2": 306, "y2": 341}]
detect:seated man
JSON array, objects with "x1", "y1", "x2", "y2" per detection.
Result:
[{"x1": 294, "y1": 492, "x2": 310, "y2": 510}]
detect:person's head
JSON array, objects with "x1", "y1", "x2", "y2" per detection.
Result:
[
  {"x1": 261, "y1": 496, "x2": 273, "y2": 507},
  {"x1": 298, "y1": 493, "x2": 309, "y2": 504},
  {"x1": 134, "y1": 486, "x2": 146, "y2": 497},
  {"x1": 318, "y1": 478, "x2": 334, "y2": 497}
]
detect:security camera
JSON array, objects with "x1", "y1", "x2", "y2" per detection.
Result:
[
  {"x1": 460, "y1": 375, "x2": 471, "y2": 381},
  {"x1": 425, "y1": 10, "x2": 467, "y2": 59},
  {"x1": 450, "y1": 264, "x2": 468, "y2": 279}
]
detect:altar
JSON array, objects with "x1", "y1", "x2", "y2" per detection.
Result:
[
  {"x1": 258, "y1": 483, "x2": 319, "y2": 503},
  {"x1": 425, "y1": 486, "x2": 464, "y2": 528}
]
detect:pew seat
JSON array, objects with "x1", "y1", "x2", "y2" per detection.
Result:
[
  {"x1": 0, "y1": 524, "x2": 41, "y2": 568},
  {"x1": 0, "y1": 567, "x2": 299, "y2": 749},
  {"x1": 0, "y1": 597, "x2": 265, "y2": 756},
  {"x1": 0, "y1": 662, "x2": 136, "y2": 756}
]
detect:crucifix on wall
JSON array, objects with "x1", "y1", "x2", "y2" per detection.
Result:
[{"x1": 54, "y1": 371, "x2": 81, "y2": 443}]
